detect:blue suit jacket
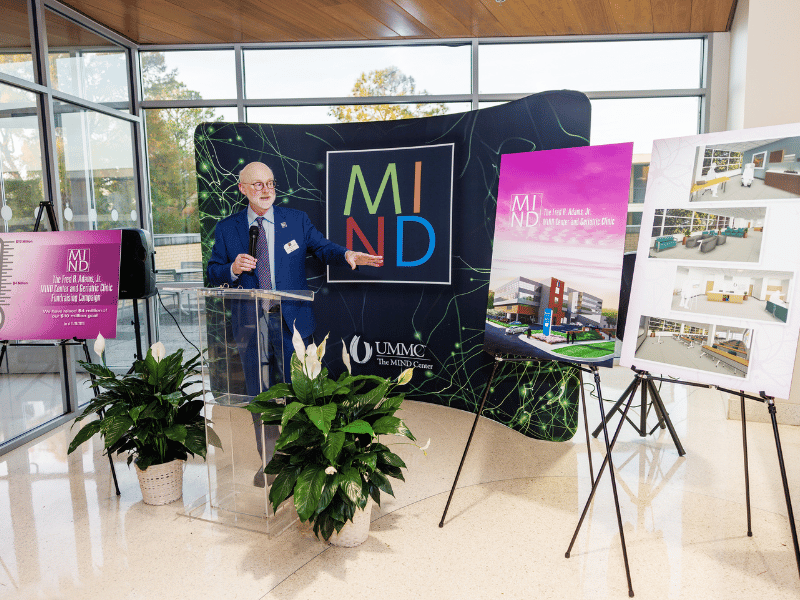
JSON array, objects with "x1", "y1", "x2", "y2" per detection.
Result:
[{"x1": 207, "y1": 205, "x2": 349, "y2": 339}]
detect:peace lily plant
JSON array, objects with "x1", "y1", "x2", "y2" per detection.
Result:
[
  {"x1": 68, "y1": 333, "x2": 219, "y2": 470},
  {"x1": 247, "y1": 326, "x2": 427, "y2": 541}
]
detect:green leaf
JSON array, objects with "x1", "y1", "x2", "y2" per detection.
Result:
[
  {"x1": 379, "y1": 450, "x2": 407, "y2": 470},
  {"x1": 183, "y1": 425, "x2": 207, "y2": 458},
  {"x1": 316, "y1": 474, "x2": 339, "y2": 514},
  {"x1": 338, "y1": 467, "x2": 363, "y2": 505},
  {"x1": 281, "y1": 401, "x2": 306, "y2": 428},
  {"x1": 101, "y1": 415, "x2": 134, "y2": 448},
  {"x1": 322, "y1": 431, "x2": 345, "y2": 463},
  {"x1": 268, "y1": 465, "x2": 302, "y2": 512},
  {"x1": 67, "y1": 419, "x2": 102, "y2": 454},
  {"x1": 293, "y1": 466, "x2": 326, "y2": 522},
  {"x1": 353, "y1": 452, "x2": 377, "y2": 471},
  {"x1": 291, "y1": 355, "x2": 314, "y2": 402},
  {"x1": 371, "y1": 416, "x2": 402, "y2": 435},
  {"x1": 369, "y1": 470, "x2": 394, "y2": 498},
  {"x1": 339, "y1": 420, "x2": 375, "y2": 436},
  {"x1": 253, "y1": 383, "x2": 292, "y2": 403},
  {"x1": 164, "y1": 424, "x2": 188, "y2": 443},
  {"x1": 304, "y1": 403, "x2": 336, "y2": 435},
  {"x1": 264, "y1": 453, "x2": 289, "y2": 475}
]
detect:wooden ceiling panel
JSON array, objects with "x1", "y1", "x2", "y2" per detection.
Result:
[
  {"x1": 476, "y1": 0, "x2": 547, "y2": 37},
  {"x1": 606, "y1": 0, "x2": 653, "y2": 34},
  {"x1": 433, "y1": 0, "x2": 508, "y2": 37},
  {"x1": 37, "y1": 0, "x2": 740, "y2": 46},
  {"x1": 319, "y1": 3, "x2": 400, "y2": 38},
  {"x1": 389, "y1": 0, "x2": 472, "y2": 37},
  {"x1": 354, "y1": 0, "x2": 438, "y2": 38},
  {"x1": 4, "y1": 4, "x2": 32, "y2": 50},
  {"x1": 690, "y1": 0, "x2": 736, "y2": 32},
  {"x1": 521, "y1": 0, "x2": 583, "y2": 35},
  {"x1": 651, "y1": 0, "x2": 693, "y2": 33},
  {"x1": 569, "y1": 0, "x2": 618, "y2": 35},
  {"x1": 254, "y1": 0, "x2": 366, "y2": 40}
]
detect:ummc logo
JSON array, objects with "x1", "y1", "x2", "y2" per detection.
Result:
[
  {"x1": 348, "y1": 335, "x2": 432, "y2": 369},
  {"x1": 349, "y1": 335, "x2": 373, "y2": 364}
]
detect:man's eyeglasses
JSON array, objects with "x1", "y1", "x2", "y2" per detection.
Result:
[{"x1": 244, "y1": 180, "x2": 276, "y2": 191}]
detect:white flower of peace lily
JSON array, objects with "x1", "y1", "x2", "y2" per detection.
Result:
[
  {"x1": 420, "y1": 439, "x2": 430, "y2": 451},
  {"x1": 150, "y1": 341, "x2": 166, "y2": 363},
  {"x1": 291, "y1": 323, "x2": 306, "y2": 362},
  {"x1": 93, "y1": 333, "x2": 105, "y2": 360},
  {"x1": 341, "y1": 339, "x2": 352, "y2": 374},
  {"x1": 325, "y1": 466, "x2": 337, "y2": 475}
]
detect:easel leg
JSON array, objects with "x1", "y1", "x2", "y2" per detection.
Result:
[
  {"x1": 645, "y1": 379, "x2": 685, "y2": 457},
  {"x1": 592, "y1": 377, "x2": 638, "y2": 438},
  {"x1": 81, "y1": 341, "x2": 121, "y2": 496},
  {"x1": 740, "y1": 391, "x2": 752, "y2": 537},
  {"x1": 765, "y1": 398, "x2": 800, "y2": 578},
  {"x1": 566, "y1": 367, "x2": 635, "y2": 597},
  {"x1": 439, "y1": 358, "x2": 501, "y2": 527},
  {"x1": 578, "y1": 369, "x2": 595, "y2": 484}
]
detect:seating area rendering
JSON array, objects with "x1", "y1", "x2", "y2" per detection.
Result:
[
  {"x1": 722, "y1": 227, "x2": 747, "y2": 237},
  {"x1": 653, "y1": 236, "x2": 677, "y2": 251}
]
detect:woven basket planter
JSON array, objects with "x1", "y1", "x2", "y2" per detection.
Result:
[
  {"x1": 135, "y1": 459, "x2": 184, "y2": 505},
  {"x1": 328, "y1": 499, "x2": 373, "y2": 547}
]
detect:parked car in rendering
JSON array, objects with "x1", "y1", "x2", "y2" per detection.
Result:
[{"x1": 505, "y1": 321, "x2": 528, "y2": 335}]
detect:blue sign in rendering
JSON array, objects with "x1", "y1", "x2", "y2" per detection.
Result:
[{"x1": 543, "y1": 308, "x2": 552, "y2": 336}]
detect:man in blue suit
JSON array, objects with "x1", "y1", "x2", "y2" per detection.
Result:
[{"x1": 208, "y1": 161, "x2": 382, "y2": 485}]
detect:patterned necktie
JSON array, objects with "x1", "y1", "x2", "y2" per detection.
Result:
[{"x1": 255, "y1": 216, "x2": 273, "y2": 310}]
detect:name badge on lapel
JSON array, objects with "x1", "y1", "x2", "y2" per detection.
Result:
[{"x1": 284, "y1": 240, "x2": 299, "y2": 254}]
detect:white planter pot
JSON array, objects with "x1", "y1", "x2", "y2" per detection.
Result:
[
  {"x1": 135, "y1": 459, "x2": 184, "y2": 505},
  {"x1": 329, "y1": 499, "x2": 373, "y2": 547}
]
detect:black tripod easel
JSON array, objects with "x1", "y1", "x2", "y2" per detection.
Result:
[
  {"x1": 591, "y1": 369, "x2": 686, "y2": 456},
  {"x1": 565, "y1": 367, "x2": 800, "y2": 596},
  {"x1": 439, "y1": 353, "x2": 598, "y2": 527},
  {"x1": 2, "y1": 201, "x2": 122, "y2": 495}
]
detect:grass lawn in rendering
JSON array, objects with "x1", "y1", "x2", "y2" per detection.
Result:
[{"x1": 552, "y1": 341, "x2": 616, "y2": 359}]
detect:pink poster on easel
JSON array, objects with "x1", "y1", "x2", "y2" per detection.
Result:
[
  {"x1": 485, "y1": 143, "x2": 633, "y2": 366},
  {"x1": 0, "y1": 230, "x2": 121, "y2": 340}
]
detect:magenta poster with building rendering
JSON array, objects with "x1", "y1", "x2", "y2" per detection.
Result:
[
  {"x1": 0, "y1": 230, "x2": 121, "y2": 340},
  {"x1": 485, "y1": 143, "x2": 633, "y2": 366}
]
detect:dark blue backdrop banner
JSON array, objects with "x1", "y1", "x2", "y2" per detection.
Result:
[{"x1": 196, "y1": 91, "x2": 592, "y2": 442}]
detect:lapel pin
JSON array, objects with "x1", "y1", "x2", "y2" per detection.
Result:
[{"x1": 281, "y1": 222, "x2": 287, "y2": 228}]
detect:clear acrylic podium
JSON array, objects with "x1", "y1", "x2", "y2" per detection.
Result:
[{"x1": 181, "y1": 286, "x2": 314, "y2": 536}]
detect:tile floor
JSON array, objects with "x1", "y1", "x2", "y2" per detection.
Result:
[{"x1": 1, "y1": 366, "x2": 799, "y2": 600}]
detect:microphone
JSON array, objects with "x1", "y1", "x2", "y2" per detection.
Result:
[{"x1": 248, "y1": 224, "x2": 259, "y2": 258}]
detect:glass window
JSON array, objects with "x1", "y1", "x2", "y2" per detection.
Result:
[
  {"x1": 0, "y1": 82, "x2": 46, "y2": 233},
  {"x1": 141, "y1": 50, "x2": 237, "y2": 101},
  {"x1": 0, "y1": 0, "x2": 36, "y2": 83},
  {"x1": 144, "y1": 106, "x2": 237, "y2": 235},
  {"x1": 53, "y1": 101, "x2": 138, "y2": 231},
  {"x1": 244, "y1": 45, "x2": 471, "y2": 99},
  {"x1": 247, "y1": 102, "x2": 469, "y2": 125},
  {"x1": 0, "y1": 346, "x2": 67, "y2": 444},
  {"x1": 44, "y1": 8, "x2": 129, "y2": 110},
  {"x1": 631, "y1": 163, "x2": 649, "y2": 203},
  {"x1": 480, "y1": 39, "x2": 703, "y2": 94},
  {"x1": 590, "y1": 97, "x2": 700, "y2": 154}
]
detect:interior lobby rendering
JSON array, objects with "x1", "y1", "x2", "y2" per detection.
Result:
[
  {"x1": 691, "y1": 136, "x2": 800, "y2": 202},
  {"x1": 3, "y1": 0, "x2": 800, "y2": 599},
  {"x1": 672, "y1": 266, "x2": 792, "y2": 323},
  {"x1": 634, "y1": 316, "x2": 752, "y2": 378},
  {"x1": 649, "y1": 206, "x2": 766, "y2": 262}
]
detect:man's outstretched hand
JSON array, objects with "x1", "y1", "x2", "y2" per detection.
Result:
[{"x1": 345, "y1": 251, "x2": 384, "y2": 270}]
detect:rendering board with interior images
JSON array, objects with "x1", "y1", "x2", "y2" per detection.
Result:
[
  {"x1": 485, "y1": 143, "x2": 633, "y2": 367},
  {"x1": 690, "y1": 136, "x2": 800, "y2": 202},
  {"x1": 621, "y1": 122, "x2": 800, "y2": 397}
]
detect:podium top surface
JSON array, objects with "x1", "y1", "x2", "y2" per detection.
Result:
[{"x1": 155, "y1": 283, "x2": 313, "y2": 302}]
